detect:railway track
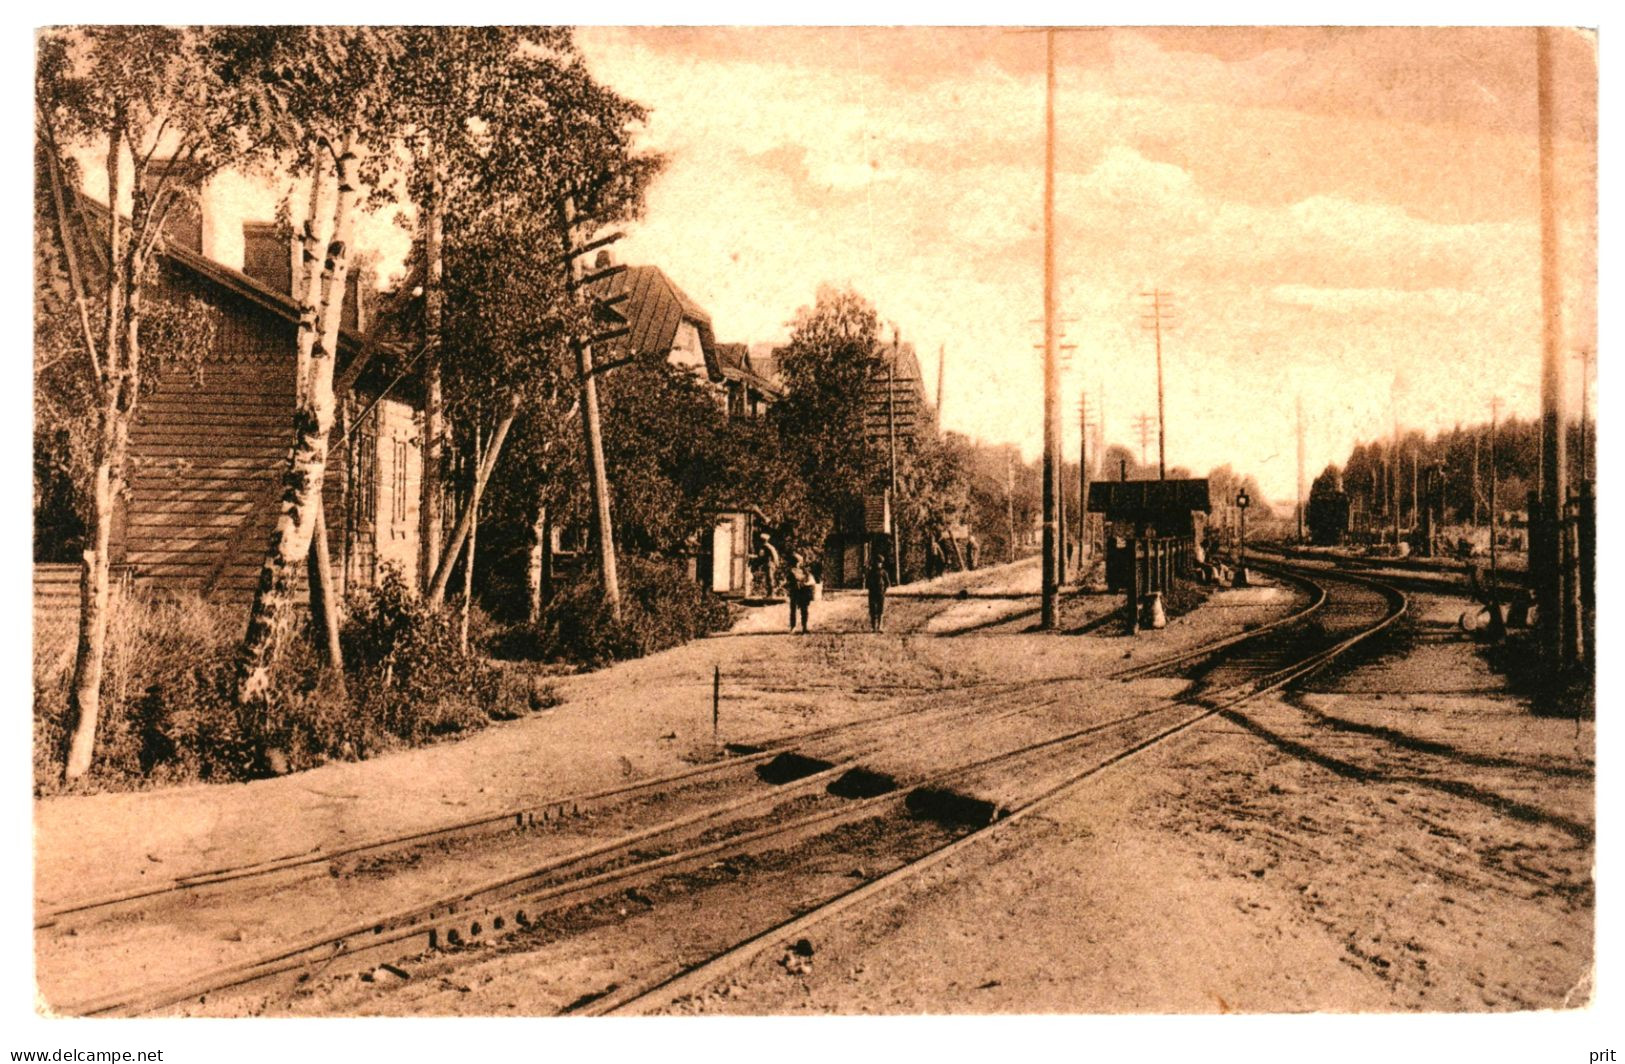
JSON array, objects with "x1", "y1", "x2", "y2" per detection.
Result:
[
  {"x1": 37, "y1": 572, "x2": 1303, "y2": 933},
  {"x1": 582, "y1": 562, "x2": 1406, "y2": 1016},
  {"x1": 43, "y1": 563, "x2": 1401, "y2": 1017}
]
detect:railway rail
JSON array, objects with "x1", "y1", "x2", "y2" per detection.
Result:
[{"x1": 43, "y1": 563, "x2": 1403, "y2": 1017}]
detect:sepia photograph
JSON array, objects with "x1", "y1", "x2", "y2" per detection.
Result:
[{"x1": 20, "y1": 12, "x2": 1606, "y2": 1060}]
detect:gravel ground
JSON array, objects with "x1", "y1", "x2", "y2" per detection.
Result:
[
  {"x1": 672, "y1": 592, "x2": 1595, "y2": 1017},
  {"x1": 22, "y1": 561, "x2": 1606, "y2": 1062}
]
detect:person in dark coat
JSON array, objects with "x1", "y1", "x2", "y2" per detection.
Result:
[
  {"x1": 865, "y1": 550, "x2": 891, "y2": 632},
  {"x1": 786, "y1": 551, "x2": 814, "y2": 633}
]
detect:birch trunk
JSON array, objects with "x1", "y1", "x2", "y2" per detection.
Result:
[
  {"x1": 417, "y1": 163, "x2": 445, "y2": 592},
  {"x1": 527, "y1": 501, "x2": 548, "y2": 623},
  {"x1": 236, "y1": 140, "x2": 358, "y2": 718},
  {"x1": 458, "y1": 433, "x2": 481, "y2": 653},
  {"x1": 64, "y1": 463, "x2": 114, "y2": 779},
  {"x1": 427, "y1": 401, "x2": 518, "y2": 606},
  {"x1": 63, "y1": 118, "x2": 129, "y2": 781}
]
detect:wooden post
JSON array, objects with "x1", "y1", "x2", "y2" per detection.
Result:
[
  {"x1": 1040, "y1": 27, "x2": 1060, "y2": 630},
  {"x1": 712, "y1": 665, "x2": 721, "y2": 741},
  {"x1": 561, "y1": 197, "x2": 621, "y2": 621},
  {"x1": 1536, "y1": 27, "x2": 1570, "y2": 670},
  {"x1": 887, "y1": 341, "x2": 901, "y2": 586},
  {"x1": 1579, "y1": 480, "x2": 1595, "y2": 666}
]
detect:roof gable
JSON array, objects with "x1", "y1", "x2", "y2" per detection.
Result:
[{"x1": 591, "y1": 264, "x2": 720, "y2": 379}]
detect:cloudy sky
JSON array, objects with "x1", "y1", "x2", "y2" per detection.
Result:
[{"x1": 571, "y1": 26, "x2": 1597, "y2": 503}]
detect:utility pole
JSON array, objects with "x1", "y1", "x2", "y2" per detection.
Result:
[
  {"x1": 888, "y1": 329, "x2": 901, "y2": 586},
  {"x1": 1133, "y1": 413, "x2": 1154, "y2": 470},
  {"x1": 1039, "y1": 26, "x2": 1060, "y2": 629},
  {"x1": 1577, "y1": 347, "x2": 1591, "y2": 482},
  {"x1": 1391, "y1": 416, "x2": 1401, "y2": 549},
  {"x1": 1489, "y1": 395, "x2": 1501, "y2": 617},
  {"x1": 1296, "y1": 395, "x2": 1306, "y2": 543},
  {"x1": 1472, "y1": 431, "x2": 1481, "y2": 527},
  {"x1": 1535, "y1": 26, "x2": 1572, "y2": 670},
  {"x1": 560, "y1": 196, "x2": 622, "y2": 620},
  {"x1": 1140, "y1": 289, "x2": 1175, "y2": 479},
  {"x1": 1411, "y1": 446, "x2": 1419, "y2": 533},
  {"x1": 1079, "y1": 390, "x2": 1092, "y2": 562}
]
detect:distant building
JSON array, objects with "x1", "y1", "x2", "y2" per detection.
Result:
[
  {"x1": 584, "y1": 256, "x2": 785, "y2": 596},
  {"x1": 1087, "y1": 478, "x2": 1211, "y2": 592}
]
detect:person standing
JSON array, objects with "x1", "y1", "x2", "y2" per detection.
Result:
[
  {"x1": 865, "y1": 549, "x2": 891, "y2": 632},
  {"x1": 787, "y1": 551, "x2": 814, "y2": 633}
]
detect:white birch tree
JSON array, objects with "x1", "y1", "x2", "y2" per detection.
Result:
[
  {"x1": 36, "y1": 27, "x2": 282, "y2": 780},
  {"x1": 230, "y1": 29, "x2": 404, "y2": 743}
]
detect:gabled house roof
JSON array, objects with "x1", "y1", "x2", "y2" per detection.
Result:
[
  {"x1": 67, "y1": 194, "x2": 366, "y2": 349},
  {"x1": 56, "y1": 191, "x2": 420, "y2": 393},
  {"x1": 589, "y1": 263, "x2": 721, "y2": 379},
  {"x1": 714, "y1": 342, "x2": 785, "y2": 398}
]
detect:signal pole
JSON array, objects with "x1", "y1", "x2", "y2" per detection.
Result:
[
  {"x1": 1140, "y1": 289, "x2": 1175, "y2": 479},
  {"x1": 1039, "y1": 27, "x2": 1060, "y2": 629}
]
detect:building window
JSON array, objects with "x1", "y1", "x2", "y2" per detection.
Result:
[
  {"x1": 354, "y1": 429, "x2": 377, "y2": 527},
  {"x1": 391, "y1": 439, "x2": 409, "y2": 524}
]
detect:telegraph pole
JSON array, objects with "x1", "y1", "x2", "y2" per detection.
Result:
[
  {"x1": 1140, "y1": 289, "x2": 1175, "y2": 479},
  {"x1": 1039, "y1": 26, "x2": 1061, "y2": 629},
  {"x1": 888, "y1": 329, "x2": 901, "y2": 586},
  {"x1": 1489, "y1": 395, "x2": 1501, "y2": 615},
  {"x1": 1536, "y1": 26, "x2": 1571, "y2": 670},
  {"x1": 560, "y1": 196, "x2": 622, "y2": 620}
]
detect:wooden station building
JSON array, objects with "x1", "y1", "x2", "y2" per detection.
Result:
[{"x1": 1087, "y1": 478, "x2": 1212, "y2": 593}]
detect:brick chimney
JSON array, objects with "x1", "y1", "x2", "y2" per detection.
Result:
[
  {"x1": 242, "y1": 221, "x2": 370, "y2": 332},
  {"x1": 241, "y1": 221, "x2": 296, "y2": 295}
]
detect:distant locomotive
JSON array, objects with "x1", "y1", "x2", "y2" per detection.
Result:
[
  {"x1": 1306, "y1": 466, "x2": 1351, "y2": 545},
  {"x1": 1307, "y1": 491, "x2": 1351, "y2": 546}
]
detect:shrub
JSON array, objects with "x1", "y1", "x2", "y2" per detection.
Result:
[
  {"x1": 340, "y1": 566, "x2": 502, "y2": 746},
  {"x1": 500, "y1": 554, "x2": 733, "y2": 668},
  {"x1": 33, "y1": 594, "x2": 253, "y2": 792},
  {"x1": 34, "y1": 566, "x2": 504, "y2": 792}
]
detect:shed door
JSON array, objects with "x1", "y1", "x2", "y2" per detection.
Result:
[{"x1": 711, "y1": 519, "x2": 733, "y2": 593}]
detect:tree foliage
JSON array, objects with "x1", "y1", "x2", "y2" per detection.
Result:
[{"x1": 770, "y1": 285, "x2": 887, "y2": 544}]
